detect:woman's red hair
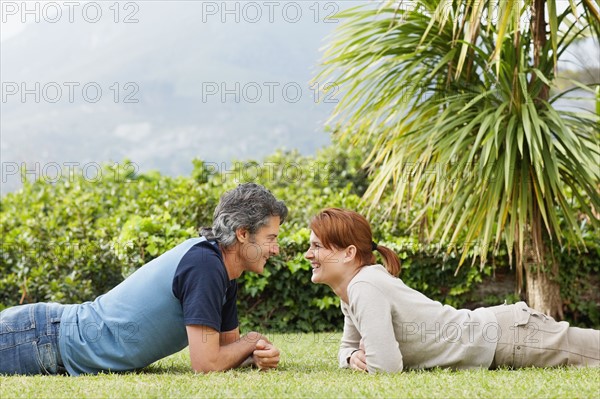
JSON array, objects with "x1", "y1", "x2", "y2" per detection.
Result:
[{"x1": 309, "y1": 208, "x2": 400, "y2": 277}]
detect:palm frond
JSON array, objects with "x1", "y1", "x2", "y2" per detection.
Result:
[{"x1": 317, "y1": 0, "x2": 600, "y2": 275}]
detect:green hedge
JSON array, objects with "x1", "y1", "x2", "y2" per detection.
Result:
[{"x1": 1, "y1": 148, "x2": 598, "y2": 331}]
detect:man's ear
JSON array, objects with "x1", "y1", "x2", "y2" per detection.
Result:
[
  {"x1": 344, "y1": 245, "x2": 357, "y2": 262},
  {"x1": 236, "y1": 227, "x2": 249, "y2": 243}
]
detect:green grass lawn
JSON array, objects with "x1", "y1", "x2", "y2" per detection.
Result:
[{"x1": 1, "y1": 333, "x2": 599, "y2": 398}]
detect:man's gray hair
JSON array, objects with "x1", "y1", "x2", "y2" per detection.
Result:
[{"x1": 200, "y1": 183, "x2": 288, "y2": 247}]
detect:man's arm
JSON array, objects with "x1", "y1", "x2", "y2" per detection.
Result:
[
  {"x1": 187, "y1": 325, "x2": 260, "y2": 372},
  {"x1": 187, "y1": 325, "x2": 280, "y2": 372},
  {"x1": 219, "y1": 326, "x2": 281, "y2": 370},
  {"x1": 220, "y1": 327, "x2": 241, "y2": 346},
  {"x1": 219, "y1": 327, "x2": 252, "y2": 368}
]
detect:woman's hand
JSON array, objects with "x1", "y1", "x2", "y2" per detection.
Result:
[{"x1": 349, "y1": 339, "x2": 367, "y2": 371}]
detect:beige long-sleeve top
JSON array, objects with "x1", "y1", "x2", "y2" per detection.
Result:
[{"x1": 339, "y1": 265, "x2": 498, "y2": 373}]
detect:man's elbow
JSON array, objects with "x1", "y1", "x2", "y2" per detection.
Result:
[{"x1": 191, "y1": 359, "x2": 228, "y2": 373}]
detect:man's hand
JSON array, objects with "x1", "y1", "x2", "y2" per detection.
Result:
[
  {"x1": 188, "y1": 326, "x2": 274, "y2": 373},
  {"x1": 252, "y1": 339, "x2": 280, "y2": 370}
]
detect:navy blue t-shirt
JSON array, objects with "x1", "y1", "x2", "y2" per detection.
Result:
[{"x1": 172, "y1": 240, "x2": 238, "y2": 332}]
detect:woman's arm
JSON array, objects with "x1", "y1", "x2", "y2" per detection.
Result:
[
  {"x1": 338, "y1": 311, "x2": 363, "y2": 369},
  {"x1": 349, "y1": 281, "x2": 404, "y2": 373}
]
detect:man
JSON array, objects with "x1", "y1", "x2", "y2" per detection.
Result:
[{"x1": 0, "y1": 183, "x2": 287, "y2": 375}]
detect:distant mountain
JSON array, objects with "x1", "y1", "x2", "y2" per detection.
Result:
[{"x1": 1, "y1": 1, "x2": 351, "y2": 193}]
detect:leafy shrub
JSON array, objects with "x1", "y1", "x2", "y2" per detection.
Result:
[{"x1": 1, "y1": 150, "x2": 598, "y2": 331}]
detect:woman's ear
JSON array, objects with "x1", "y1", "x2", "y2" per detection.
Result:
[{"x1": 344, "y1": 245, "x2": 357, "y2": 262}]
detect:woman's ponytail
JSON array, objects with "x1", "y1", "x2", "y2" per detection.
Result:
[{"x1": 374, "y1": 244, "x2": 401, "y2": 277}]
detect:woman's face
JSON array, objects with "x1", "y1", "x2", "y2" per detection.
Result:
[{"x1": 304, "y1": 231, "x2": 348, "y2": 285}]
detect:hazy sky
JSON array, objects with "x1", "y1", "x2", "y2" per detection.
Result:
[
  {"x1": 1, "y1": 1, "x2": 598, "y2": 194},
  {"x1": 1, "y1": 1, "x2": 359, "y2": 192}
]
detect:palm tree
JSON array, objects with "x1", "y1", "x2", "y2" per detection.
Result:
[{"x1": 317, "y1": 0, "x2": 600, "y2": 317}]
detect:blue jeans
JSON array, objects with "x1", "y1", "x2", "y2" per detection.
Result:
[{"x1": 0, "y1": 303, "x2": 67, "y2": 375}]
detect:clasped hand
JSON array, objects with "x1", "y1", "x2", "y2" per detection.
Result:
[
  {"x1": 251, "y1": 338, "x2": 280, "y2": 370},
  {"x1": 349, "y1": 339, "x2": 367, "y2": 372}
]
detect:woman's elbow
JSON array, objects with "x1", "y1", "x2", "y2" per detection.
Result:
[{"x1": 368, "y1": 361, "x2": 403, "y2": 374}]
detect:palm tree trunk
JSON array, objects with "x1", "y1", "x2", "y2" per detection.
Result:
[
  {"x1": 525, "y1": 260, "x2": 563, "y2": 318},
  {"x1": 522, "y1": 0, "x2": 563, "y2": 319},
  {"x1": 516, "y1": 198, "x2": 564, "y2": 318},
  {"x1": 532, "y1": 0, "x2": 550, "y2": 101},
  {"x1": 522, "y1": 222, "x2": 564, "y2": 318}
]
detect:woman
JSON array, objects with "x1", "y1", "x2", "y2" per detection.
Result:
[{"x1": 305, "y1": 208, "x2": 600, "y2": 373}]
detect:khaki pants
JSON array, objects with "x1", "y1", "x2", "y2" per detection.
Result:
[{"x1": 488, "y1": 302, "x2": 600, "y2": 368}]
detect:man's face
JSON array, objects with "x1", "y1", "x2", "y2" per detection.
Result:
[{"x1": 240, "y1": 215, "x2": 281, "y2": 274}]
